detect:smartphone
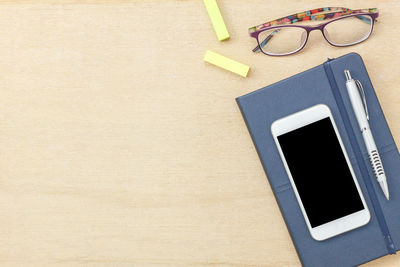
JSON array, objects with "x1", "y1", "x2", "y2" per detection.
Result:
[{"x1": 271, "y1": 104, "x2": 370, "y2": 241}]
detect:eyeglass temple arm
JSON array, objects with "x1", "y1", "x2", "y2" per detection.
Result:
[{"x1": 253, "y1": 8, "x2": 376, "y2": 53}]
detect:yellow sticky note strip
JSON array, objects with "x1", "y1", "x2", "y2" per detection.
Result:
[
  {"x1": 204, "y1": 50, "x2": 250, "y2": 77},
  {"x1": 203, "y1": 0, "x2": 230, "y2": 41}
]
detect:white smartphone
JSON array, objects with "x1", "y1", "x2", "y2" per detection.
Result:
[{"x1": 271, "y1": 104, "x2": 370, "y2": 241}]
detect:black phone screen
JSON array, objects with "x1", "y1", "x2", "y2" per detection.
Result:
[{"x1": 277, "y1": 117, "x2": 364, "y2": 227}]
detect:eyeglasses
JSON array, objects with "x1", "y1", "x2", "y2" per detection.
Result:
[{"x1": 249, "y1": 7, "x2": 379, "y2": 56}]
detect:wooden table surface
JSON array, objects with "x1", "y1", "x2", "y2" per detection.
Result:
[{"x1": 0, "y1": 0, "x2": 399, "y2": 266}]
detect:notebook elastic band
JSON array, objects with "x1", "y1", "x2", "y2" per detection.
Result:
[{"x1": 323, "y1": 60, "x2": 396, "y2": 254}]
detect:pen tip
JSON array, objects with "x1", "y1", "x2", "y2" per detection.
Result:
[
  {"x1": 379, "y1": 180, "x2": 390, "y2": 200},
  {"x1": 384, "y1": 188, "x2": 390, "y2": 200}
]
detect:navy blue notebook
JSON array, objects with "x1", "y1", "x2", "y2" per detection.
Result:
[{"x1": 236, "y1": 53, "x2": 400, "y2": 266}]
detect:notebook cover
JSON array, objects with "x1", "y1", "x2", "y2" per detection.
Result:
[{"x1": 236, "y1": 53, "x2": 400, "y2": 267}]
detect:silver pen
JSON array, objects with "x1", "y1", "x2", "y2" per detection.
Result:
[{"x1": 344, "y1": 70, "x2": 389, "y2": 200}]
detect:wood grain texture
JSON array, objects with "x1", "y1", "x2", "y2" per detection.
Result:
[{"x1": 0, "y1": 1, "x2": 399, "y2": 266}]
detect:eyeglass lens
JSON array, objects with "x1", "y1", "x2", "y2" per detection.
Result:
[{"x1": 323, "y1": 15, "x2": 373, "y2": 46}]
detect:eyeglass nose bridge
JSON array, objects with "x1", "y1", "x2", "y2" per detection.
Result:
[
  {"x1": 303, "y1": 23, "x2": 331, "y2": 43},
  {"x1": 304, "y1": 23, "x2": 327, "y2": 33}
]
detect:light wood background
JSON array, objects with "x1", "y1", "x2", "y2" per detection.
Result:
[{"x1": 0, "y1": 0, "x2": 399, "y2": 266}]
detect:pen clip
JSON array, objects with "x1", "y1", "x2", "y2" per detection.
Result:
[{"x1": 355, "y1": 79, "x2": 369, "y2": 120}]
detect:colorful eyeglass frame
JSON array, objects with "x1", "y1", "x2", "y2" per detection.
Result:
[{"x1": 249, "y1": 7, "x2": 379, "y2": 55}]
